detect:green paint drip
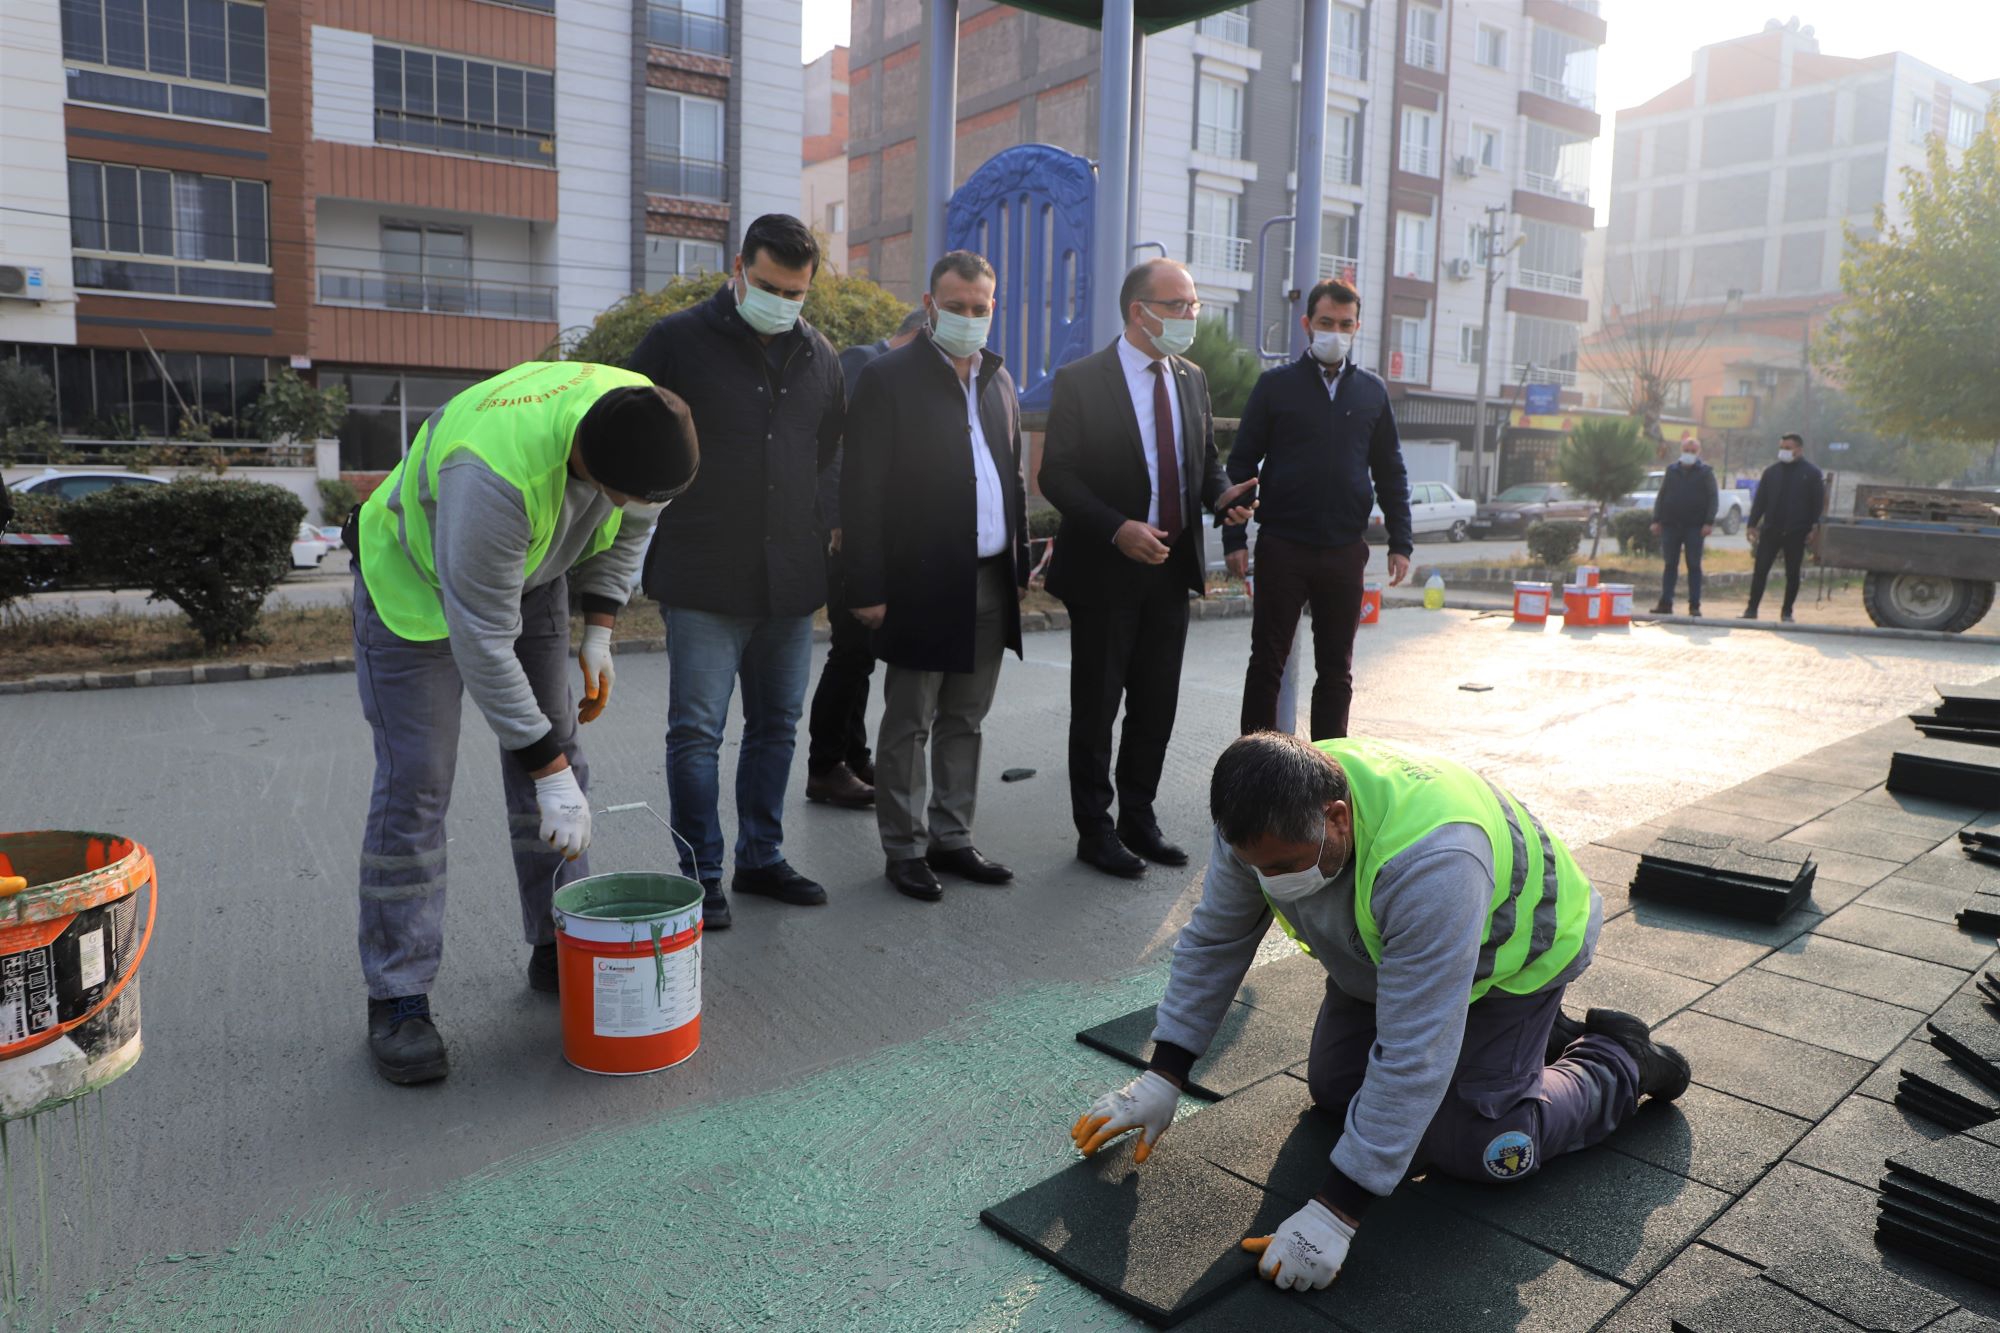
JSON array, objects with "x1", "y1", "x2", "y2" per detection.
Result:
[
  {"x1": 2, "y1": 1117, "x2": 15, "y2": 1312},
  {"x1": 648, "y1": 918, "x2": 667, "y2": 1003},
  {"x1": 32, "y1": 1112, "x2": 47, "y2": 1314}
]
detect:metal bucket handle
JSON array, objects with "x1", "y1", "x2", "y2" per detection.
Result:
[{"x1": 545, "y1": 801, "x2": 708, "y2": 899}]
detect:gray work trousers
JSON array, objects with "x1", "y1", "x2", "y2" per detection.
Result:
[
  {"x1": 874, "y1": 559, "x2": 1009, "y2": 860},
  {"x1": 352, "y1": 570, "x2": 588, "y2": 999}
]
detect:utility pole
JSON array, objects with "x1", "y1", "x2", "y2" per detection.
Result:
[{"x1": 1468, "y1": 203, "x2": 1508, "y2": 502}]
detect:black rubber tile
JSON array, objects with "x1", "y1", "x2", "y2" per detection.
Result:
[
  {"x1": 1595, "y1": 908, "x2": 1785, "y2": 983},
  {"x1": 1672, "y1": 1277, "x2": 1865, "y2": 1332},
  {"x1": 1667, "y1": 805, "x2": 1803, "y2": 844},
  {"x1": 1163, "y1": 1073, "x2": 1339, "y2": 1205},
  {"x1": 1688, "y1": 785, "x2": 1853, "y2": 829},
  {"x1": 1693, "y1": 969, "x2": 1927, "y2": 1062},
  {"x1": 1885, "y1": 1133, "x2": 2000, "y2": 1220},
  {"x1": 1898, "y1": 1083, "x2": 1998, "y2": 1133},
  {"x1": 1076, "y1": 1000, "x2": 1307, "y2": 1101},
  {"x1": 1862, "y1": 875, "x2": 1991, "y2": 925},
  {"x1": 1786, "y1": 1094, "x2": 1956, "y2": 1190},
  {"x1": 1555, "y1": 954, "x2": 1712, "y2": 1029},
  {"x1": 1777, "y1": 840, "x2": 1908, "y2": 890},
  {"x1": 1657, "y1": 1010, "x2": 1873, "y2": 1119},
  {"x1": 1789, "y1": 815, "x2": 1944, "y2": 866},
  {"x1": 1855, "y1": 784, "x2": 1992, "y2": 824},
  {"x1": 1170, "y1": 1281, "x2": 1340, "y2": 1331},
  {"x1": 1925, "y1": 1310, "x2": 2000, "y2": 1332},
  {"x1": 1889, "y1": 741, "x2": 2000, "y2": 806},
  {"x1": 1863, "y1": 1038, "x2": 2000, "y2": 1120},
  {"x1": 1235, "y1": 955, "x2": 1330, "y2": 1021},
  {"x1": 1594, "y1": 1243, "x2": 1761, "y2": 1333},
  {"x1": 1700, "y1": 1162, "x2": 1883, "y2": 1267},
  {"x1": 1570, "y1": 841, "x2": 1640, "y2": 890},
  {"x1": 979, "y1": 1136, "x2": 1287, "y2": 1327},
  {"x1": 1861, "y1": 1038, "x2": 1955, "y2": 1102},
  {"x1": 1773, "y1": 756, "x2": 1891, "y2": 791},
  {"x1": 1419, "y1": 1142, "x2": 1732, "y2": 1285},
  {"x1": 1763, "y1": 1252, "x2": 1958, "y2": 1332},
  {"x1": 1815, "y1": 905, "x2": 2000, "y2": 971},
  {"x1": 1875, "y1": 1212, "x2": 2000, "y2": 1288},
  {"x1": 1930, "y1": 1008, "x2": 2000, "y2": 1098},
  {"x1": 1598, "y1": 822, "x2": 1672, "y2": 855},
  {"x1": 1894, "y1": 849, "x2": 2000, "y2": 895},
  {"x1": 1817, "y1": 800, "x2": 1978, "y2": 845},
  {"x1": 1881, "y1": 1174, "x2": 2000, "y2": 1236},
  {"x1": 1642, "y1": 826, "x2": 1816, "y2": 880},
  {"x1": 1602, "y1": 1083, "x2": 1814, "y2": 1193},
  {"x1": 1758, "y1": 933, "x2": 1970, "y2": 1012}
]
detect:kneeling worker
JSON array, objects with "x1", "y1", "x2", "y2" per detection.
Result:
[
  {"x1": 351, "y1": 361, "x2": 698, "y2": 1085},
  {"x1": 1071, "y1": 732, "x2": 1690, "y2": 1292}
]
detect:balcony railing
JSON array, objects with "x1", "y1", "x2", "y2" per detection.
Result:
[
  {"x1": 1188, "y1": 231, "x2": 1251, "y2": 272},
  {"x1": 1515, "y1": 363, "x2": 1579, "y2": 387},
  {"x1": 1524, "y1": 170, "x2": 1590, "y2": 204},
  {"x1": 1400, "y1": 143, "x2": 1438, "y2": 176},
  {"x1": 1197, "y1": 10, "x2": 1251, "y2": 45},
  {"x1": 648, "y1": 4, "x2": 729, "y2": 56},
  {"x1": 1558, "y1": 0, "x2": 1600, "y2": 15},
  {"x1": 1405, "y1": 35, "x2": 1440, "y2": 69},
  {"x1": 1324, "y1": 151, "x2": 1353, "y2": 185},
  {"x1": 1318, "y1": 254, "x2": 1359, "y2": 284},
  {"x1": 1394, "y1": 249, "x2": 1433, "y2": 280},
  {"x1": 1196, "y1": 123, "x2": 1244, "y2": 158},
  {"x1": 1518, "y1": 268, "x2": 1585, "y2": 297},
  {"x1": 1531, "y1": 74, "x2": 1596, "y2": 110},
  {"x1": 316, "y1": 268, "x2": 557, "y2": 322},
  {"x1": 1387, "y1": 349, "x2": 1430, "y2": 381},
  {"x1": 1329, "y1": 45, "x2": 1363, "y2": 79},
  {"x1": 376, "y1": 111, "x2": 554, "y2": 165},
  {"x1": 645, "y1": 153, "x2": 728, "y2": 201}
]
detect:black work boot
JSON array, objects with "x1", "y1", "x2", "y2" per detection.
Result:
[
  {"x1": 528, "y1": 943, "x2": 559, "y2": 994},
  {"x1": 1545, "y1": 1008, "x2": 1587, "y2": 1064},
  {"x1": 1585, "y1": 1008, "x2": 1691, "y2": 1103},
  {"x1": 368, "y1": 995, "x2": 449, "y2": 1085},
  {"x1": 700, "y1": 881, "x2": 731, "y2": 930}
]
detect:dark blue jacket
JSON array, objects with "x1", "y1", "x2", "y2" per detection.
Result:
[
  {"x1": 1748, "y1": 457, "x2": 1826, "y2": 536},
  {"x1": 1653, "y1": 458, "x2": 1719, "y2": 527},
  {"x1": 1224, "y1": 354, "x2": 1412, "y2": 556},
  {"x1": 820, "y1": 339, "x2": 890, "y2": 530}
]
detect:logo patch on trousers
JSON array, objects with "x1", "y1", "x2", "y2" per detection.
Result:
[{"x1": 1482, "y1": 1130, "x2": 1535, "y2": 1180}]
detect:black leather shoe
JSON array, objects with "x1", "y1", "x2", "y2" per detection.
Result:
[
  {"x1": 1781, "y1": 612, "x2": 1796, "y2": 623},
  {"x1": 1118, "y1": 822, "x2": 1189, "y2": 867},
  {"x1": 528, "y1": 943, "x2": 559, "y2": 994},
  {"x1": 1688, "y1": 606, "x2": 1702, "y2": 618},
  {"x1": 700, "y1": 881, "x2": 731, "y2": 930},
  {"x1": 851, "y1": 757, "x2": 876, "y2": 787},
  {"x1": 805, "y1": 762, "x2": 875, "y2": 808},
  {"x1": 1740, "y1": 609, "x2": 1760, "y2": 620},
  {"x1": 927, "y1": 845, "x2": 1014, "y2": 883},
  {"x1": 1078, "y1": 831, "x2": 1147, "y2": 879},
  {"x1": 1649, "y1": 601, "x2": 1673, "y2": 615},
  {"x1": 1586, "y1": 1008, "x2": 1691, "y2": 1102},
  {"x1": 1545, "y1": 1008, "x2": 1586, "y2": 1064},
  {"x1": 887, "y1": 857, "x2": 944, "y2": 901},
  {"x1": 368, "y1": 995, "x2": 449, "y2": 1085},
  {"x1": 733, "y1": 861, "x2": 828, "y2": 906}
]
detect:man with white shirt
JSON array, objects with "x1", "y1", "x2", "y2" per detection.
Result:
[
  {"x1": 1039, "y1": 258, "x2": 1259, "y2": 878},
  {"x1": 841, "y1": 252, "x2": 1029, "y2": 901}
]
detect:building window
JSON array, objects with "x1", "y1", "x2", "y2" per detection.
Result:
[
  {"x1": 0, "y1": 342, "x2": 269, "y2": 440},
  {"x1": 1737, "y1": 379, "x2": 1755, "y2": 397},
  {"x1": 1947, "y1": 103, "x2": 1979, "y2": 149},
  {"x1": 1387, "y1": 314, "x2": 1429, "y2": 381},
  {"x1": 374, "y1": 45, "x2": 556, "y2": 165},
  {"x1": 1394, "y1": 211, "x2": 1434, "y2": 279},
  {"x1": 1530, "y1": 25, "x2": 1596, "y2": 109},
  {"x1": 67, "y1": 158, "x2": 271, "y2": 301},
  {"x1": 825, "y1": 202, "x2": 845, "y2": 233},
  {"x1": 644, "y1": 237, "x2": 726, "y2": 290},
  {"x1": 1399, "y1": 107, "x2": 1438, "y2": 176},
  {"x1": 1458, "y1": 323, "x2": 1484, "y2": 365},
  {"x1": 317, "y1": 221, "x2": 555, "y2": 321},
  {"x1": 1471, "y1": 124, "x2": 1502, "y2": 170},
  {"x1": 1325, "y1": 111, "x2": 1357, "y2": 184},
  {"x1": 1516, "y1": 219, "x2": 1585, "y2": 296},
  {"x1": 1190, "y1": 188, "x2": 1246, "y2": 271},
  {"x1": 1476, "y1": 24, "x2": 1507, "y2": 69},
  {"x1": 1196, "y1": 76, "x2": 1245, "y2": 159},
  {"x1": 1318, "y1": 212, "x2": 1359, "y2": 281},
  {"x1": 1329, "y1": 6, "x2": 1363, "y2": 79},
  {"x1": 1464, "y1": 220, "x2": 1489, "y2": 267},
  {"x1": 1525, "y1": 121, "x2": 1591, "y2": 203},
  {"x1": 646, "y1": 89, "x2": 727, "y2": 200},
  {"x1": 1663, "y1": 379, "x2": 1692, "y2": 414},
  {"x1": 646, "y1": 0, "x2": 727, "y2": 57},
  {"x1": 1404, "y1": 4, "x2": 1441, "y2": 71},
  {"x1": 1513, "y1": 314, "x2": 1579, "y2": 385},
  {"x1": 59, "y1": 0, "x2": 267, "y2": 127},
  {"x1": 1195, "y1": 5, "x2": 1250, "y2": 46},
  {"x1": 1908, "y1": 98, "x2": 1931, "y2": 143},
  {"x1": 322, "y1": 369, "x2": 483, "y2": 471}
]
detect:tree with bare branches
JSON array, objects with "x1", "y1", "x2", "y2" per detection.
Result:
[{"x1": 1584, "y1": 260, "x2": 1720, "y2": 446}]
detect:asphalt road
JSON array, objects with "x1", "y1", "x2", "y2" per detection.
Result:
[{"x1": 3, "y1": 605, "x2": 1995, "y2": 1322}]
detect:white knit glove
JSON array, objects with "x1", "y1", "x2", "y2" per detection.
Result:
[
  {"x1": 577, "y1": 623, "x2": 614, "y2": 723},
  {"x1": 533, "y1": 766, "x2": 591, "y2": 860},
  {"x1": 1245, "y1": 1200, "x2": 1354, "y2": 1292},
  {"x1": 1070, "y1": 1070, "x2": 1180, "y2": 1164}
]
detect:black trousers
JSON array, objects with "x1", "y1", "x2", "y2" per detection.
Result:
[
  {"x1": 1745, "y1": 529, "x2": 1810, "y2": 616},
  {"x1": 1063, "y1": 559, "x2": 1190, "y2": 837},
  {"x1": 806, "y1": 549, "x2": 876, "y2": 775},
  {"x1": 1240, "y1": 533, "x2": 1371, "y2": 740},
  {"x1": 1658, "y1": 524, "x2": 1706, "y2": 609}
]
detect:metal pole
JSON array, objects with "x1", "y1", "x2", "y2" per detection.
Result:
[
  {"x1": 1289, "y1": 0, "x2": 1330, "y2": 357},
  {"x1": 1092, "y1": 0, "x2": 1135, "y2": 344},
  {"x1": 1252, "y1": 214, "x2": 1296, "y2": 361},
  {"x1": 1469, "y1": 203, "x2": 1506, "y2": 501},
  {"x1": 917, "y1": 0, "x2": 961, "y2": 294},
  {"x1": 1126, "y1": 31, "x2": 1146, "y2": 256}
]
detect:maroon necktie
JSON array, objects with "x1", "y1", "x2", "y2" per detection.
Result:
[{"x1": 1150, "y1": 362, "x2": 1183, "y2": 545}]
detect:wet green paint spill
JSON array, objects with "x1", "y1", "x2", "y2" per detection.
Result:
[{"x1": 67, "y1": 965, "x2": 1194, "y2": 1331}]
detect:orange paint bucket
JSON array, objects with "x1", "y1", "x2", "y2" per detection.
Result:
[
  {"x1": 1358, "y1": 584, "x2": 1382, "y2": 625},
  {"x1": 1603, "y1": 583, "x2": 1634, "y2": 626},
  {"x1": 1563, "y1": 585, "x2": 1604, "y2": 627},
  {"x1": 552, "y1": 871, "x2": 703, "y2": 1076},
  {"x1": 1512, "y1": 581, "x2": 1553, "y2": 623}
]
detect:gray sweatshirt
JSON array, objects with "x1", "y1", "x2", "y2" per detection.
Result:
[
  {"x1": 429, "y1": 453, "x2": 650, "y2": 752},
  {"x1": 1151, "y1": 820, "x2": 1601, "y2": 1200}
]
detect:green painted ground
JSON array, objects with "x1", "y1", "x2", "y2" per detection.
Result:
[{"x1": 65, "y1": 968, "x2": 1202, "y2": 1332}]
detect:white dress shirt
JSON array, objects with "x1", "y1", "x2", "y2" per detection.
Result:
[
  {"x1": 1321, "y1": 356, "x2": 1351, "y2": 403},
  {"x1": 939, "y1": 342, "x2": 1008, "y2": 559},
  {"x1": 1115, "y1": 333, "x2": 1184, "y2": 530}
]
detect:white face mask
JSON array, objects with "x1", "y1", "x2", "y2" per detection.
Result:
[
  {"x1": 1310, "y1": 330, "x2": 1353, "y2": 366},
  {"x1": 1143, "y1": 308, "x2": 1197, "y2": 357},
  {"x1": 1680, "y1": 452, "x2": 1699, "y2": 467},
  {"x1": 1252, "y1": 821, "x2": 1332, "y2": 904},
  {"x1": 1777, "y1": 448, "x2": 1796, "y2": 463},
  {"x1": 734, "y1": 274, "x2": 803, "y2": 336},
  {"x1": 929, "y1": 305, "x2": 991, "y2": 360},
  {"x1": 620, "y1": 498, "x2": 670, "y2": 522}
]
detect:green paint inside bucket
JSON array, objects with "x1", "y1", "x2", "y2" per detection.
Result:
[{"x1": 552, "y1": 873, "x2": 702, "y2": 1001}]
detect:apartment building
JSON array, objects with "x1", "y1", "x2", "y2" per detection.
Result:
[
  {"x1": 802, "y1": 45, "x2": 849, "y2": 271},
  {"x1": 0, "y1": 0, "x2": 799, "y2": 481},
  {"x1": 1594, "y1": 19, "x2": 1992, "y2": 427}
]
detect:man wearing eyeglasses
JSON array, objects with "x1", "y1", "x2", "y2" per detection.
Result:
[{"x1": 1040, "y1": 258, "x2": 1259, "y2": 878}]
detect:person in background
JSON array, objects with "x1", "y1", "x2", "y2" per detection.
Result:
[
  {"x1": 1226, "y1": 279, "x2": 1411, "y2": 741},
  {"x1": 1649, "y1": 437, "x2": 1718, "y2": 618},
  {"x1": 1741, "y1": 432, "x2": 1825, "y2": 624},
  {"x1": 804, "y1": 306, "x2": 929, "y2": 811},
  {"x1": 627, "y1": 214, "x2": 845, "y2": 929},
  {"x1": 1039, "y1": 257, "x2": 1258, "y2": 879},
  {"x1": 842, "y1": 251, "x2": 1029, "y2": 902}
]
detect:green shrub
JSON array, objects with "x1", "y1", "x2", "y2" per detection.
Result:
[
  {"x1": 1185, "y1": 317, "x2": 1261, "y2": 420},
  {"x1": 0, "y1": 361, "x2": 56, "y2": 431},
  {"x1": 1525, "y1": 520, "x2": 1586, "y2": 567},
  {"x1": 1557, "y1": 416, "x2": 1650, "y2": 560},
  {"x1": 561, "y1": 266, "x2": 910, "y2": 368},
  {"x1": 316, "y1": 477, "x2": 361, "y2": 527},
  {"x1": 1, "y1": 421, "x2": 65, "y2": 465},
  {"x1": 251, "y1": 369, "x2": 349, "y2": 443},
  {"x1": 1610, "y1": 509, "x2": 1658, "y2": 558},
  {"x1": 62, "y1": 478, "x2": 305, "y2": 648},
  {"x1": 1027, "y1": 505, "x2": 1063, "y2": 539}
]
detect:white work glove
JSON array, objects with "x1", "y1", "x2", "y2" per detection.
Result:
[
  {"x1": 577, "y1": 624, "x2": 614, "y2": 724},
  {"x1": 1243, "y1": 1200, "x2": 1355, "y2": 1292},
  {"x1": 533, "y1": 765, "x2": 591, "y2": 860},
  {"x1": 1070, "y1": 1070, "x2": 1180, "y2": 1164}
]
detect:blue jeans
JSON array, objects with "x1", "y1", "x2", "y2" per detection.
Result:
[
  {"x1": 662, "y1": 607, "x2": 813, "y2": 883},
  {"x1": 1659, "y1": 524, "x2": 1706, "y2": 609}
]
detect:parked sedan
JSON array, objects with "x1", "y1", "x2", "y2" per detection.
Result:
[
  {"x1": 1467, "y1": 482, "x2": 1598, "y2": 537},
  {"x1": 8, "y1": 469, "x2": 169, "y2": 502},
  {"x1": 1368, "y1": 481, "x2": 1478, "y2": 543},
  {"x1": 290, "y1": 521, "x2": 332, "y2": 571}
]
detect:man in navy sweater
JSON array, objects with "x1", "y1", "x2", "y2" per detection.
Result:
[{"x1": 1225, "y1": 280, "x2": 1412, "y2": 740}]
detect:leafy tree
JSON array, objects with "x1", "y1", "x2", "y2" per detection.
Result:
[
  {"x1": 252, "y1": 369, "x2": 350, "y2": 443},
  {"x1": 316, "y1": 477, "x2": 361, "y2": 526},
  {"x1": 560, "y1": 266, "x2": 910, "y2": 367},
  {"x1": 1820, "y1": 102, "x2": 2000, "y2": 448},
  {"x1": 1767, "y1": 381, "x2": 1985, "y2": 486},
  {"x1": 1184, "y1": 317, "x2": 1261, "y2": 420},
  {"x1": 1557, "y1": 416, "x2": 1650, "y2": 559},
  {"x1": 0, "y1": 361, "x2": 55, "y2": 431}
]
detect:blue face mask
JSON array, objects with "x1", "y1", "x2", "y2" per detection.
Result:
[{"x1": 735, "y1": 275, "x2": 803, "y2": 335}]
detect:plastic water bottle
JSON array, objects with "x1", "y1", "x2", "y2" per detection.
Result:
[{"x1": 1423, "y1": 573, "x2": 1446, "y2": 610}]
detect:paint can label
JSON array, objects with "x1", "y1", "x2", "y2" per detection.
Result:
[{"x1": 592, "y1": 941, "x2": 701, "y2": 1039}]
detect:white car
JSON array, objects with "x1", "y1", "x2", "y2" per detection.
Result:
[
  {"x1": 1369, "y1": 481, "x2": 1478, "y2": 543},
  {"x1": 1612, "y1": 471, "x2": 1751, "y2": 534},
  {"x1": 290, "y1": 521, "x2": 332, "y2": 570},
  {"x1": 8, "y1": 468, "x2": 169, "y2": 502}
]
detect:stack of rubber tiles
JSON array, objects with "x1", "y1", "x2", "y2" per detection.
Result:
[
  {"x1": 1888, "y1": 738, "x2": 2000, "y2": 806},
  {"x1": 1877, "y1": 1124, "x2": 2000, "y2": 1288},
  {"x1": 1957, "y1": 834, "x2": 2000, "y2": 935},
  {"x1": 1910, "y1": 683, "x2": 2000, "y2": 747},
  {"x1": 1897, "y1": 996, "x2": 2000, "y2": 1131},
  {"x1": 1628, "y1": 827, "x2": 1815, "y2": 922}
]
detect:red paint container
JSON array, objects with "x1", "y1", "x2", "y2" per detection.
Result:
[{"x1": 553, "y1": 872, "x2": 703, "y2": 1076}]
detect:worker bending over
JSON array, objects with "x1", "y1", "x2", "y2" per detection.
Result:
[
  {"x1": 1073, "y1": 732, "x2": 1690, "y2": 1292},
  {"x1": 350, "y1": 360, "x2": 698, "y2": 1085}
]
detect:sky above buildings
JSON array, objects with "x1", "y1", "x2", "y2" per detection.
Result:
[{"x1": 799, "y1": 1, "x2": 1999, "y2": 223}]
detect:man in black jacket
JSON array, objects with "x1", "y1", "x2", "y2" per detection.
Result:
[
  {"x1": 1225, "y1": 279, "x2": 1411, "y2": 741},
  {"x1": 1040, "y1": 257, "x2": 1258, "y2": 878},
  {"x1": 804, "y1": 307, "x2": 928, "y2": 812},
  {"x1": 1741, "y1": 432, "x2": 1825, "y2": 623},
  {"x1": 842, "y1": 251, "x2": 1029, "y2": 902},
  {"x1": 627, "y1": 214, "x2": 845, "y2": 928},
  {"x1": 1649, "y1": 437, "x2": 1719, "y2": 616}
]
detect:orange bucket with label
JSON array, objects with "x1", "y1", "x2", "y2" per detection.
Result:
[
  {"x1": 1513, "y1": 581, "x2": 1553, "y2": 623},
  {"x1": 1603, "y1": 583, "x2": 1634, "y2": 626},
  {"x1": 1563, "y1": 585, "x2": 1604, "y2": 627},
  {"x1": 552, "y1": 871, "x2": 703, "y2": 1075},
  {"x1": 1357, "y1": 584, "x2": 1382, "y2": 625}
]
